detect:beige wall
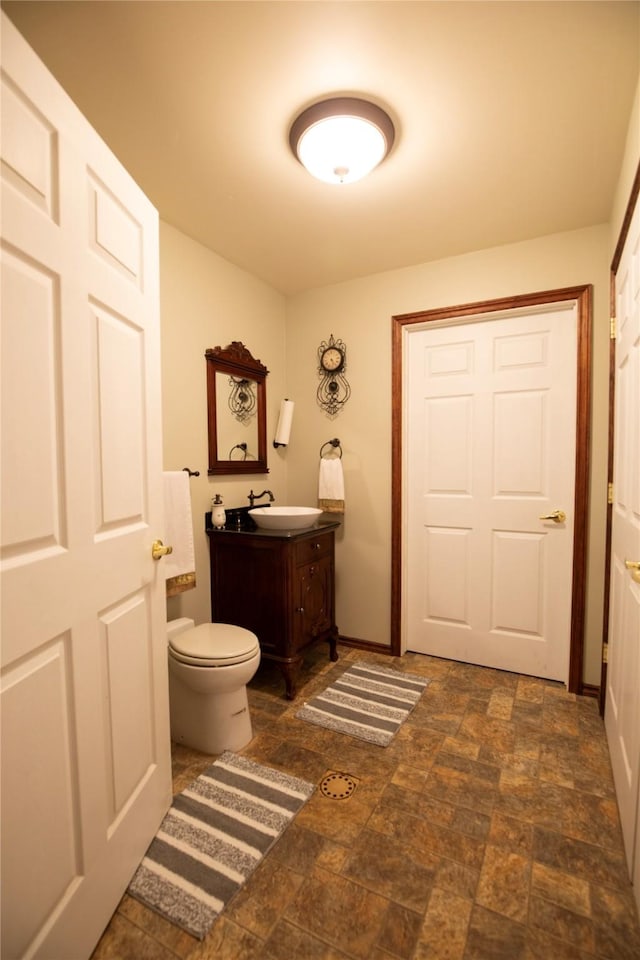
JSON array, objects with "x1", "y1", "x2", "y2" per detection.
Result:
[
  {"x1": 160, "y1": 222, "x2": 287, "y2": 628},
  {"x1": 285, "y1": 225, "x2": 611, "y2": 687},
  {"x1": 160, "y1": 75, "x2": 638, "y2": 688}
]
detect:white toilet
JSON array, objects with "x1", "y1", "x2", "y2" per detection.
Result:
[{"x1": 167, "y1": 617, "x2": 261, "y2": 754}]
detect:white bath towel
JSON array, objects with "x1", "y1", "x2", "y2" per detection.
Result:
[
  {"x1": 163, "y1": 471, "x2": 196, "y2": 596},
  {"x1": 318, "y1": 457, "x2": 345, "y2": 513}
]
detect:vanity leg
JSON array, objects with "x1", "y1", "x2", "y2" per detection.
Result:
[
  {"x1": 281, "y1": 660, "x2": 299, "y2": 700},
  {"x1": 328, "y1": 627, "x2": 339, "y2": 662}
]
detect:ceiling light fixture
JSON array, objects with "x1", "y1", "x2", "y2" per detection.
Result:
[{"x1": 289, "y1": 97, "x2": 395, "y2": 185}]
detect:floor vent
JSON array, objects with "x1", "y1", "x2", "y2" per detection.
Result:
[{"x1": 319, "y1": 771, "x2": 358, "y2": 800}]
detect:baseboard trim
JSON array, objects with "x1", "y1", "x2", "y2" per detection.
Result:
[
  {"x1": 338, "y1": 636, "x2": 392, "y2": 656},
  {"x1": 339, "y1": 639, "x2": 601, "y2": 699}
]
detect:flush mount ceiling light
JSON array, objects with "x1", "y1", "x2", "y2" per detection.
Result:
[{"x1": 289, "y1": 97, "x2": 395, "y2": 185}]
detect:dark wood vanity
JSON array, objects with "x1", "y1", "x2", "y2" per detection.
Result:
[{"x1": 206, "y1": 514, "x2": 340, "y2": 699}]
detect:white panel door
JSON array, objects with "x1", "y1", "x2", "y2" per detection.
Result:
[
  {"x1": 0, "y1": 14, "x2": 171, "y2": 960},
  {"x1": 605, "y1": 191, "x2": 640, "y2": 916},
  {"x1": 405, "y1": 306, "x2": 577, "y2": 682}
]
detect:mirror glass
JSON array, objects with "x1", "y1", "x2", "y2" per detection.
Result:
[
  {"x1": 215, "y1": 371, "x2": 261, "y2": 462},
  {"x1": 206, "y1": 342, "x2": 268, "y2": 475}
]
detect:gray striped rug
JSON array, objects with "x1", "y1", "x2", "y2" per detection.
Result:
[
  {"x1": 296, "y1": 661, "x2": 430, "y2": 746},
  {"x1": 127, "y1": 752, "x2": 314, "y2": 939}
]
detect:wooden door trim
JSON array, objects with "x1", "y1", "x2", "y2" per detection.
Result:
[
  {"x1": 391, "y1": 285, "x2": 592, "y2": 693},
  {"x1": 600, "y1": 161, "x2": 640, "y2": 714}
]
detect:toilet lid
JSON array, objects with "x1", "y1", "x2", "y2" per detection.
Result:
[{"x1": 169, "y1": 623, "x2": 259, "y2": 667}]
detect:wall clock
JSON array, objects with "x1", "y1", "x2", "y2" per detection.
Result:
[{"x1": 317, "y1": 334, "x2": 351, "y2": 416}]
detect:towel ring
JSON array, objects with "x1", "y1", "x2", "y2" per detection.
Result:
[
  {"x1": 229, "y1": 442, "x2": 248, "y2": 460},
  {"x1": 320, "y1": 438, "x2": 342, "y2": 459}
]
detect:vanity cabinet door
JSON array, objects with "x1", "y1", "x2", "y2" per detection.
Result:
[
  {"x1": 294, "y1": 554, "x2": 333, "y2": 651},
  {"x1": 209, "y1": 536, "x2": 289, "y2": 656}
]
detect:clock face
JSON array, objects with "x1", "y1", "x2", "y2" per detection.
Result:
[{"x1": 321, "y1": 346, "x2": 344, "y2": 372}]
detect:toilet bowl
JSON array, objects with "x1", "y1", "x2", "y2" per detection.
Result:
[{"x1": 167, "y1": 617, "x2": 260, "y2": 754}]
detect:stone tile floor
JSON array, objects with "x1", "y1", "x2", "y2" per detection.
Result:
[{"x1": 91, "y1": 647, "x2": 640, "y2": 959}]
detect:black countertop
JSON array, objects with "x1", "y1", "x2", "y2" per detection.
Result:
[{"x1": 205, "y1": 510, "x2": 341, "y2": 539}]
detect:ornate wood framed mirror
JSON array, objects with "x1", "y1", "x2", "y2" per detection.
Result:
[{"x1": 205, "y1": 342, "x2": 269, "y2": 475}]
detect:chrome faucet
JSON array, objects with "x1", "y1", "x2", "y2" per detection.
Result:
[{"x1": 248, "y1": 489, "x2": 275, "y2": 507}]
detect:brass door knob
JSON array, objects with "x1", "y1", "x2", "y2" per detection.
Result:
[
  {"x1": 539, "y1": 510, "x2": 566, "y2": 523},
  {"x1": 624, "y1": 559, "x2": 640, "y2": 584},
  {"x1": 152, "y1": 539, "x2": 173, "y2": 560}
]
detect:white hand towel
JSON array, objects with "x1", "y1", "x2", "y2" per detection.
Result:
[
  {"x1": 163, "y1": 471, "x2": 196, "y2": 596},
  {"x1": 318, "y1": 457, "x2": 345, "y2": 513}
]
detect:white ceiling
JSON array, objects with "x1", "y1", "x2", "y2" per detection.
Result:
[{"x1": 3, "y1": 1, "x2": 639, "y2": 295}]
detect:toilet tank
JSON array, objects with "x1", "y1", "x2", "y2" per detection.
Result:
[{"x1": 167, "y1": 617, "x2": 195, "y2": 641}]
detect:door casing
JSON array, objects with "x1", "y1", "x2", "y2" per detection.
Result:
[{"x1": 391, "y1": 285, "x2": 592, "y2": 694}]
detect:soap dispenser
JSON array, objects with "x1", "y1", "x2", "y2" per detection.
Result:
[{"x1": 211, "y1": 494, "x2": 226, "y2": 530}]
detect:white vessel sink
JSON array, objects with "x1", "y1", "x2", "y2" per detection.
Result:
[{"x1": 249, "y1": 506, "x2": 322, "y2": 530}]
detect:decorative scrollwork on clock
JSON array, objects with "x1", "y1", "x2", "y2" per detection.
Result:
[{"x1": 317, "y1": 334, "x2": 351, "y2": 417}]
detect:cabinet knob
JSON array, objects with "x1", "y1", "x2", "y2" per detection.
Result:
[
  {"x1": 296, "y1": 606, "x2": 305, "y2": 614},
  {"x1": 313, "y1": 542, "x2": 321, "y2": 550}
]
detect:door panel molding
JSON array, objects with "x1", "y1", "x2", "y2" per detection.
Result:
[{"x1": 391, "y1": 285, "x2": 592, "y2": 693}]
